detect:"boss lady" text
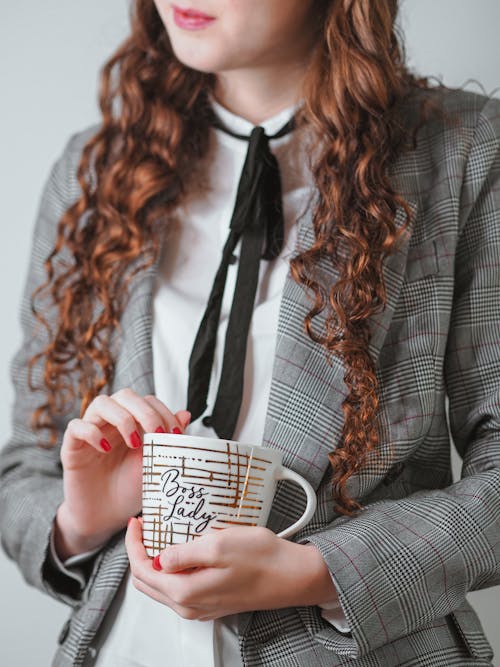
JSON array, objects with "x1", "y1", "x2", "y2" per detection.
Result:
[{"x1": 160, "y1": 468, "x2": 217, "y2": 533}]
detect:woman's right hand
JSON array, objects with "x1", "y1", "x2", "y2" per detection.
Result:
[{"x1": 54, "y1": 388, "x2": 191, "y2": 560}]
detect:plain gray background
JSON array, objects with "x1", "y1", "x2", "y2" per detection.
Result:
[{"x1": 1, "y1": 1, "x2": 499, "y2": 665}]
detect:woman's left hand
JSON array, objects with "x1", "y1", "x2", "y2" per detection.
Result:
[{"x1": 125, "y1": 517, "x2": 338, "y2": 621}]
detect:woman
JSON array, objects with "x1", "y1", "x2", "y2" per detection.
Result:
[{"x1": 1, "y1": 0, "x2": 499, "y2": 665}]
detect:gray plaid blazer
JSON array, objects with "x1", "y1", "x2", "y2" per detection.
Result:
[{"x1": 1, "y1": 87, "x2": 499, "y2": 666}]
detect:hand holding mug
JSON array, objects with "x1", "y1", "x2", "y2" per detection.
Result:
[
  {"x1": 125, "y1": 519, "x2": 338, "y2": 621},
  {"x1": 126, "y1": 433, "x2": 333, "y2": 621},
  {"x1": 54, "y1": 388, "x2": 190, "y2": 560}
]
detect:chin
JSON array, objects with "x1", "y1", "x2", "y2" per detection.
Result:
[
  {"x1": 170, "y1": 44, "x2": 233, "y2": 74},
  {"x1": 165, "y1": 25, "x2": 237, "y2": 73}
]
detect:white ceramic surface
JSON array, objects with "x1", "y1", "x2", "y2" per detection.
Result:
[{"x1": 142, "y1": 433, "x2": 317, "y2": 555}]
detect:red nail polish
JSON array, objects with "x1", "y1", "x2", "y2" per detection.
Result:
[
  {"x1": 155, "y1": 426, "x2": 166, "y2": 433},
  {"x1": 100, "y1": 438, "x2": 111, "y2": 452},
  {"x1": 130, "y1": 431, "x2": 142, "y2": 448},
  {"x1": 152, "y1": 554, "x2": 162, "y2": 571},
  {"x1": 172, "y1": 427, "x2": 182, "y2": 435}
]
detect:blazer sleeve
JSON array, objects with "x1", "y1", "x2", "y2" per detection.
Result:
[
  {"x1": 303, "y1": 96, "x2": 500, "y2": 658},
  {"x1": 0, "y1": 128, "x2": 105, "y2": 608}
]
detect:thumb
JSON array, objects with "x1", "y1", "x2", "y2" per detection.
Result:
[{"x1": 155, "y1": 537, "x2": 215, "y2": 572}]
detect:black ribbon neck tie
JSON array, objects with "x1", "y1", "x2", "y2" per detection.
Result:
[{"x1": 187, "y1": 115, "x2": 295, "y2": 440}]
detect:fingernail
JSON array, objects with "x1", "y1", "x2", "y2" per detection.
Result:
[
  {"x1": 127, "y1": 517, "x2": 134, "y2": 528},
  {"x1": 152, "y1": 554, "x2": 162, "y2": 571},
  {"x1": 130, "y1": 431, "x2": 142, "y2": 448},
  {"x1": 100, "y1": 438, "x2": 112, "y2": 452},
  {"x1": 155, "y1": 426, "x2": 166, "y2": 433},
  {"x1": 171, "y1": 427, "x2": 182, "y2": 435},
  {"x1": 183, "y1": 411, "x2": 192, "y2": 427}
]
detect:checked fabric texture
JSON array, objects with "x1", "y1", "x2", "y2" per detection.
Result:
[{"x1": 1, "y1": 87, "x2": 499, "y2": 666}]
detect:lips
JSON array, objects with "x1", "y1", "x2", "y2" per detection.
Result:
[{"x1": 172, "y1": 5, "x2": 216, "y2": 30}]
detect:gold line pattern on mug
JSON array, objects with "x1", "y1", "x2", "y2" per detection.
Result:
[
  {"x1": 142, "y1": 441, "x2": 272, "y2": 551},
  {"x1": 142, "y1": 504, "x2": 203, "y2": 551}
]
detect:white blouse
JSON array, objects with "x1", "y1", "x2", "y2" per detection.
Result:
[{"x1": 51, "y1": 98, "x2": 349, "y2": 666}]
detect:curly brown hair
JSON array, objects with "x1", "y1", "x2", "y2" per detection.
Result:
[{"x1": 29, "y1": 0, "x2": 453, "y2": 515}]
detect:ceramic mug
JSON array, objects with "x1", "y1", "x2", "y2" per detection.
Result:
[{"x1": 142, "y1": 433, "x2": 317, "y2": 557}]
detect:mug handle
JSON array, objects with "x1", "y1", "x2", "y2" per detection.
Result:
[{"x1": 274, "y1": 465, "x2": 317, "y2": 539}]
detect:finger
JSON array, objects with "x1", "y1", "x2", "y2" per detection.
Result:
[
  {"x1": 131, "y1": 575, "x2": 212, "y2": 621},
  {"x1": 129, "y1": 574, "x2": 202, "y2": 619},
  {"x1": 175, "y1": 410, "x2": 192, "y2": 430},
  {"x1": 83, "y1": 394, "x2": 142, "y2": 449},
  {"x1": 63, "y1": 417, "x2": 113, "y2": 454},
  {"x1": 125, "y1": 516, "x2": 151, "y2": 569},
  {"x1": 142, "y1": 394, "x2": 185, "y2": 433},
  {"x1": 111, "y1": 388, "x2": 177, "y2": 437},
  {"x1": 126, "y1": 517, "x2": 183, "y2": 598},
  {"x1": 126, "y1": 525, "x2": 232, "y2": 618},
  {"x1": 130, "y1": 555, "x2": 217, "y2": 618},
  {"x1": 125, "y1": 517, "x2": 161, "y2": 590},
  {"x1": 155, "y1": 534, "x2": 219, "y2": 573}
]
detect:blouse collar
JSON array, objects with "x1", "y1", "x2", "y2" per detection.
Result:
[{"x1": 210, "y1": 96, "x2": 302, "y2": 140}]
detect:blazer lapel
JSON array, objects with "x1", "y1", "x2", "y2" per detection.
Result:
[
  {"x1": 113, "y1": 239, "x2": 166, "y2": 396},
  {"x1": 261, "y1": 192, "x2": 418, "y2": 522}
]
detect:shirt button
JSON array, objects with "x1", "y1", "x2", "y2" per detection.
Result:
[
  {"x1": 85, "y1": 646, "x2": 98, "y2": 662},
  {"x1": 202, "y1": 415, "x2": 213, "y2": 427},
  {"x1": 228, "y1": 254, "x2": 238, "y2": 265}
]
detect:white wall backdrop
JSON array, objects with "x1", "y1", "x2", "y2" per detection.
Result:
[{"x1": 1, "y1": 1, "x2": 499, "y2": 665}]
